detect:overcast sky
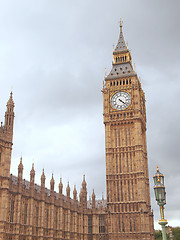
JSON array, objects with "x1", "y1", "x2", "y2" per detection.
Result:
[{"x1": 0, "y1": 0, "x2": 180, "y2": 230}]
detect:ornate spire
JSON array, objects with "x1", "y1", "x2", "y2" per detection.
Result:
[
  {"x1": 50, "y1": 173, "x2": 55, "y2": 191},
  {"x1": 6, "y1": 92, "x2": 14, "y2": 109},
  {"x1": 92, "y1": 189, "x2": 95, "y2": 209},
  {"x1": 66, "y1": 181, "x2": 70, "y2": 198},
  {"x1": 59, "y1": 177, "x2": 63, "y2": 195},
  {"x1": 18, "y1": 156, "x2": 23, "y2": 179},
  {"x1": 30, "y1": 163, "x2": 35, "y2": 183},
  {"x1": 82, "y1": 174, "x2": 87, "y2": 189},
  {"x1": 114, "y1": 18, "x2": 128, "y2": 52},
  {"x1": 106, "y1": 20, "x2": 136, "y2": 80},
  {"x1": 5, "y1": 91, "x2": 15, "y2": 135},
  {"x1": 41, "y1": 168, "x2": 46, "y2": 190},
  {"x1": 73, "y1": 185, "x2": 77, "y2": 200},
  {"x1": 92, "y1": 189, "x2": 95, "y2": 199}
]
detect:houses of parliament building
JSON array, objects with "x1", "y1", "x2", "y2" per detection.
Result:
[{"x1": 0, "y1": 22, "x2": 154, "y2": 240}]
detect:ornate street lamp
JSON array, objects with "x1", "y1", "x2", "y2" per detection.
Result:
[{"x1": 153, "y1": 166, "x2": 168, "y2": 240}]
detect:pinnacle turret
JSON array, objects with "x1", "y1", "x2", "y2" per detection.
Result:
[
  {"x1": 73, "y1": 185, "x2": 77, "y2": 200},
  {"x1": 5, "y1": 92, "x2": 15, "y2": 127},
  {"x1": 50, "y1": 173, "x2": 55, "y2": 190},
  {"x1": 41, "y1": 169, "x2": 46, "y2": 191},
  {"x1": 59, "y1": 178, "x2": 63, "y2": 195},
  {"x1": 18, "y1": 156, "x2": 23, "y2": 179},
  {"x1": 66, "y1": 181, "x2": 70, "y2": 198},
  {"x1": 82, "y1": 174, "x2": 87, "y2": 189},
  {"x1": 92, "y1": 189, "x2": 96, "y2": 209},
  {"x1": 30, "y1": 163, "x2": 35, "y2": 183}
]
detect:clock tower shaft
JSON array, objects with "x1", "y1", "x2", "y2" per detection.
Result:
[{"x1": 102, "y1": 22, "x2": 154, "y2": 240}]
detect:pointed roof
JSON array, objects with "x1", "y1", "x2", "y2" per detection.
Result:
[
  {"x1": 30, "y1": 163, "x2": 35, "y2": 175},
  {"x1": 106, "y1": 20, "x2": 136, "y2": 80},
  {"x1": 41, "y1": 168, "x2": 46, "y2": 180},
  {"x1": 50, "y1": 173, "x2": 55, "y2": 184},
  {"x1": 114, "y1": 18, "x2": 128, "y2": 52},
  {"x1": 18, "y1": 156, "x2": 23, "y2": 171},
  {"x1": 59, "y1": 177, "x2": 63, "y2": 187},
  {"x1": 7, "y1": 91, "x2": 14, "y2": 107},
  {"x1": 73, "y1": 185, "x2": 77, "y2": 194}
]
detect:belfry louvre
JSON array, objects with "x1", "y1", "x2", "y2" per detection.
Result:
[{"x1": 0, "y1": 22, "x2": 154, "y2": 240}]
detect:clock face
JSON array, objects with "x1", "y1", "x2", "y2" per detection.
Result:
[{"x1": 111, "y1": 91, "x2": 131, "y2": 110}]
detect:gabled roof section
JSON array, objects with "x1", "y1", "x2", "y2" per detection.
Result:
[{"x1": 114, "y1": 19, "x2": 128, "y2": 52}]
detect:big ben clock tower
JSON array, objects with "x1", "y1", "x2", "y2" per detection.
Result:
[{"x1": 102, "y1": 21, "x2": 154, "y2": 240}]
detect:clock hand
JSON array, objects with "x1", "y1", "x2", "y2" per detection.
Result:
[{"x1": 119, "y1": 98, "x2": 125, "y2": 104}]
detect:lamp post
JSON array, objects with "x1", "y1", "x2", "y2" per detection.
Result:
[{"x1": 153, "y1": 166, "x2": 168, "y2": 240}]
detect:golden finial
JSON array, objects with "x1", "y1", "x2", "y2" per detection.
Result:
[
  {"x1": 134, "y1": 63, "x2": 136, "y2": 72},
  {"x1": 157, "y1": 166, "x2": 159, "y2": 172},
  {"x1": 157, "y1": 175, "x2": 160, "y2": 182}
]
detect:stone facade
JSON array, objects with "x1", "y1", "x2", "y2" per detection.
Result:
[{"x1": 0, "y1": 23, "x2": 154, "y2": 240}]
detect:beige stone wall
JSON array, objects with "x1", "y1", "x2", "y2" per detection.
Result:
[{"x1": 0, "y1": 175, "x2": 108, "y2": 240}]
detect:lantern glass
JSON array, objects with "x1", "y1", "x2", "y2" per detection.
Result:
[
  {"x1": 158, "y1": 187, "x2": 165, "y2": 202},
  {"x1": 153, "y1": 176, "x2": 157, "y2": 185},
  {"x1": 159, "y1": 175, "x2": 164, "y2": 185}
]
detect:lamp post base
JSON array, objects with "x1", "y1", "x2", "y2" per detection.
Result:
[{"x1": 159, "y1": 220, "x2": 168, "y2": 240}]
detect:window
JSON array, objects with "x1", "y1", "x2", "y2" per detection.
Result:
[
  {"x1": 63, "y1": 210, "x2": 66, "y2": 231},
  {"x1": 10, "y1": 200, "x2": 14, "y2": 222},
  {"x1": 130, "y1": 215, "x2": 132, "y2": 232},
  {"x1": 36, "y1": 206, "x2": 39, "y2": 226},
  {"x1": 70, "y1": 212, "x2": 73, "y2": 232},
  {"x1": 24, "y1": 203, "x2": 27, "y2": 224},
  {"x1": 46, "y1": 209, "x2": 49, "y2": 228},
  {"x1": 88, "y1": 215, "x2": 92, "y2": 234},
  {"x1": 99, "y1": 215, "x2": 105, "y2": 233},
  {"x1": 55, "y1": 211, "x2": 58, "y2": 229},
  {"x1": 118, "y1": 215, "x2": 121, "y2": 232}
]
